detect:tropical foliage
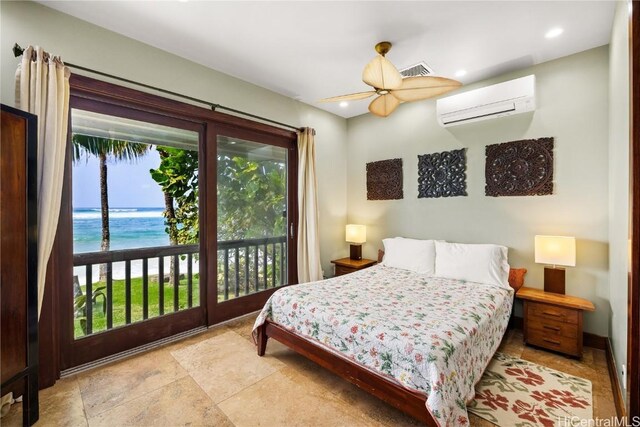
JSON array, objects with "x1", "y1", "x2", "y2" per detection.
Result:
[
  {"x1": 214, "y1": 151, "x2": 288, "y2": 298},
  {"x1": 74, "y1": 284, "x2": 106, "y2": 335},
  {"x1": 217, "y1": 154, "x2": 286, "y2": 240},
  {"x1": 72, "y1": 135, "x2": 150, "y2": 166},
  {"x1": 149, "y1": 147, "x2": 287, "y2": 242},
  {"x1": 150, "y1": 146, "x2": 199, "y2": 245}
]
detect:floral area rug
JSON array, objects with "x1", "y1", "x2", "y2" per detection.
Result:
[{"x1": 468, "y1": 352, "x2": 592, "y2": 426}]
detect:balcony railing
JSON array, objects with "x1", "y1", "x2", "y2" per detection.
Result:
[
  {"x1": 217, "y1": 235, "x2": 287, "y2": 301},
  {"x1": 73, "y1": 235, "x2": 287, "y2": 338},
  {"x1": 73, "y1": 244, "x2": 199, "y2": 337}
]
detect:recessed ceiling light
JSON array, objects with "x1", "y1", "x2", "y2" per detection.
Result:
[
  {"x1": 455, "y1": 70, "x2": 467, "y2": 78},
  {"x1": 545, "y1": 27, "x2": 564, "y2": 39},
  {"x1": 339, "y1": 101, "x2": 349, "y2": 108},
  {"x1": 229, "y1": 141, "x2": 237, "y2": 145}
]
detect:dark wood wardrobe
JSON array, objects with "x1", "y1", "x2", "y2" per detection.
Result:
[{"x1": 1, "y1": 104, "x2": 39, "y2": 425}]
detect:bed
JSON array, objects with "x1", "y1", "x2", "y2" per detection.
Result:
[{"x1": 253, "y1": 255, "x2": 521, "y2": 426}]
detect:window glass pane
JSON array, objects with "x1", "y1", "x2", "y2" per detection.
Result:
[
  {"x1": 71, "y1": 109, "x2": 200, "y2": 339},
  {"x1": 217, "y1": 135, "x2": 288, "y2": 302}
]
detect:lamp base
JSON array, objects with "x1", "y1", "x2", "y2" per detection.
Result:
[
  {"x1": 544, "y1": 267, "x2": 566, "y2": 294},
  {"x1": 349, "y1": 244, "x2": 362, "y2": 260}
]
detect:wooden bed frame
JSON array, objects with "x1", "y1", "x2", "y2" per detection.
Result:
[
  {"x1": 255, "y1": 320, "x2": 435, "y2": 425},
  {"x1": 255, "y1": 251, "x2": 526, "y2": 425}
]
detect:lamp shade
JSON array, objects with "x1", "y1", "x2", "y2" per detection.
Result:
[
  {"x1": 535, "y1": 235, "x2": 576, "y2": 267},
  {"x1": 345, "y1": 224, "x2": 366, "y2": 244}
]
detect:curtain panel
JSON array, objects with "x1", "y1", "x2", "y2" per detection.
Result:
[
  {"x1": 297, "y1": 128, "x2": 323, "y2": 283},
  {"x1": 15, "y1": 46, "x2": 71, "y2": 316}
]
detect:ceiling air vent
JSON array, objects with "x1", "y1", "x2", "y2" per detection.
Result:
[{"x1": 399, "y1": 61, "x2": 434, "y2": 78}]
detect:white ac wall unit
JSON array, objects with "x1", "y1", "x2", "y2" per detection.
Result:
[{"x1": 436, "y1": 75, "x2": 536, "y2": 127}]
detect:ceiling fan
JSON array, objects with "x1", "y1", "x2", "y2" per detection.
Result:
[{"x1": 320, "y1": 41, "x2": 462, "y2": 117}]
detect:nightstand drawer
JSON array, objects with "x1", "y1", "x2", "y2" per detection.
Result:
[
  {"x1": 331, "y1": 258, "x2": 376, "y2": 277},
  {"x1": 527, "y1": 301, "x2": 578, "y2": 324},
  {"x1": 335, "y1": 265, "x2": 356, "y2": 276},
  {"x1": 517, "y1": 287, "x2": 595, "y2": 359},
  {"x1": 527, "y1": 316, "x2": 578, "y2": 339},
  {"x1": 527, "y1": 329, "x2": 579, "y2": 355}
]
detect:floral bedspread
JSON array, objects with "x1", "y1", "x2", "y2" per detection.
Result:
[{"x1": 252, "y1": 265, "x2": 514, "y2": 426}]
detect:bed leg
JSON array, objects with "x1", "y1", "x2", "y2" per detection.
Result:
[{"x1": 256, "y1": 323, "x2": 268, "y2": 356}]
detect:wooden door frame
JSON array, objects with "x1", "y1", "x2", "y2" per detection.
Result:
[
  {"x1": 39, "y1": 74, "x2": 299, "y2": 375},
  {"x1": 630, "y1": 0, "x2": 640, "y2": 418},
  {"x1": 206, "y1": 124, "x2": 298, "y2": 325}
]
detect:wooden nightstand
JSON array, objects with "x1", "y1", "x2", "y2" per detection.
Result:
[
  {"x1": 516, "y1": 287, "x2": 595, "y2": 358},
  {"x1": 331, "y1": 258, "x2": 376, "y2": 277}
]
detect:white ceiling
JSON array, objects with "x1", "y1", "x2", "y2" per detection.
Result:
[{"x1": 41, "y1": 1, "x2": 616, "y2": 119}]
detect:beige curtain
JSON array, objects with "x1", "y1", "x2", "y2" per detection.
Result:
[
  {"x1": 297, "y1": 128, "x2": 323, "y2": 283},
  {"x1": 15, "y1": 46, "x2": 71, "y2": 316}
]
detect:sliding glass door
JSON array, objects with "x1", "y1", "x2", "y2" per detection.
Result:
[
  {"x1": 58, "y1": 75, "x2": 298, "y2": 370},
  {"x1": 209, "y1": 126, "x2": 297, "y2": 323},
  {"x1": 61, "y1": 97, "x2": 206, "y2": 369}
]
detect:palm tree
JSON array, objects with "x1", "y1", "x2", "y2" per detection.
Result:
[
  {"x1": 72, "y1": 135, "x2": 150, "y2": 279},
  {"x1": 157, "y1": 148, "x2": 178, "y2": 287}
]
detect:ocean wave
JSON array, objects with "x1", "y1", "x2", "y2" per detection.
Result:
[
  {"x1": 74, "y1": 210, "x2": 165, "y2": 220},
  {"x1": 90, "y1": 208, "x2": 138, "y2": 213}
]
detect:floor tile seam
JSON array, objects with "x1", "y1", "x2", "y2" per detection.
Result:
[{"x1": 73, "y1": 376, "x2": 92, "y2": 427}]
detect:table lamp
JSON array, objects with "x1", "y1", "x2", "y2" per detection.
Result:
[
  {"x1": 534, "y1": 235, "x2": 576, "y2": 294},
  {"x1": 346, "y1": 224, "x2": 366, "y2": 260}
]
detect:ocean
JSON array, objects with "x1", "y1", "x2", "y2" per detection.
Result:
[
  {"x1": 73, "y1": 208, "x2": 199, "y2": 284},
  {"x1": 73, "y1": 207, "x2": 169, "y2": 253}
]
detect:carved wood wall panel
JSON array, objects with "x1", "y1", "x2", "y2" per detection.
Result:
[
  {"x1": 485, "y1": 137, "x2": 554, "y2": 197},
  {"x1": 418, "y1": 149, "x2": 467, "y2": 198},
  {"x1": 366, "y1": 158, "x2": 403, "y2": 200}
]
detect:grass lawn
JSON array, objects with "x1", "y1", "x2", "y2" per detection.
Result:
[{"x1": 75, "y1": 274, "x2": 200, "y2": 338}]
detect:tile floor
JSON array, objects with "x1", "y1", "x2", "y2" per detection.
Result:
[{"x1": 4, "y1": 315, "x2": 618, "y2": 426}]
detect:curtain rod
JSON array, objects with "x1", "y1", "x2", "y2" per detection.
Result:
[{"x1": 13, "y1": 43, "x2": 303, "y2": 132}]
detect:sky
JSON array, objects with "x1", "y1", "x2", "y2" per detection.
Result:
[{"x1": 72, "y1": 148, "x2": 165, "y2": 209}]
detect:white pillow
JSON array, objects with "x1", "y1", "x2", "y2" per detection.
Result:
[
  {"x1": 434, "y1": 241, "x2": 510, "y2": 288},
  {"x1": 382, "y1": 237, "x2": 436, "y2": 275}
]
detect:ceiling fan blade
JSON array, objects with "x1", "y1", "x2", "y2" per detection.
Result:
[
  {"x1": 318, "y1": 91, "x2": 376, "y2": 103},
  {"x1": 368, "y1": 94, "x2": 400, "y2": 117},
  {"x1": 390, "y1": 76, "x2": 462, "y2": 102},
  {"x1": 390, "y1": 86, "x2": 459, "y2": 102},
  {"x1": 362, "y1": 55, "x2": 403, "y2": 90},
  {"x1": 399, "y1": 76, "x2": 462, "y2": 90}
]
